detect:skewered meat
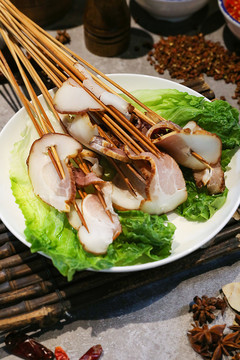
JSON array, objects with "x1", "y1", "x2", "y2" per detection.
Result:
[
  {"x1": 147, "y1": 121, "x2": 222, "y2": 170},
  {"x1": 53, "y1": 78, "x2": 104, "y2": 114},
  {"x1": 27, "y1": 133, "x2": 82, "y2": 212},
  {"x1": 78, "y1": 184, "x2": 122, "y2": 254}
]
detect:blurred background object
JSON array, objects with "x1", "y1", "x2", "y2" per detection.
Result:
[
  {"x1": 11, "y1": 0, "x2": 73, "y2": 26},
  {"x1": 134, "y1": 0, "x2": 209, "y2": 22},
  {"x1": 218, "y1": 0, "x2": 240, "y2": 40},
  {"x1": 83, "y1": 0, "x2": 131, "y2": 56}
]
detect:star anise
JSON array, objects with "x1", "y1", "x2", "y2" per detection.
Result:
[
  {"x1": 212, "y1": 332, "x2": 240, "y2": 360},
  {"x1": 190, "y1": 295, "x2": 226, "y2": 325},
  {"x1": 230, "y1": 315, "x2": 240, "y2": 333},
  {"x1": 206, "y1": 296, "x2": 227, "y2": 316},
  {"x1": 188, "y1": 323, "x2": 226, "y2": 358}
]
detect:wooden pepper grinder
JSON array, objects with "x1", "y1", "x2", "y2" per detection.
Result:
[{"x1": 83, "y1": 0, "x2": 131, "y2": 57}]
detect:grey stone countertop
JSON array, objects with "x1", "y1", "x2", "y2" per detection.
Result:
[{"x1": 0, "y1": 0, "x2": 239, "y2": 359}]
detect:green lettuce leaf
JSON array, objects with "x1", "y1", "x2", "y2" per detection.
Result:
[
  {"x1": 176, "y1": 170, "x2": 228, "y2": 221},
  {"x1": 122, "y1": 90, "x2": 240, "y2": 149}
]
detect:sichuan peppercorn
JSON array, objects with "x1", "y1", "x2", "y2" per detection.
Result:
[{"x1": 147, "y1": 33, "x2": 240, "y2": 106}]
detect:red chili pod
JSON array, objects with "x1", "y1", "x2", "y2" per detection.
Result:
[
  {"x1": 55, "y1": 346, "x2": 70, "y2": 360},
  {"x1": 5, "y1": 331, "x2": 54, "y2": 360},
  {"x1": 79, "y1": 344, "x2": 103, "y2": 360}
]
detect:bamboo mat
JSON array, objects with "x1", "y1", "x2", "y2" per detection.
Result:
[
  {"x1": 0, "y1": 213, "x2": 239, "y2": 334},
  {"x1": 0, "y1": 77, "x2": 239, "y2": 334}
]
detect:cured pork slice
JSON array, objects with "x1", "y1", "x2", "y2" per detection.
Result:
[
  {"x1": 62, "y1": 113, "x2": 99, "y2": 147},
  {"x1": 27, "y1": 133, "x2": 82, "y2": 212},
  {"x1": 193, "y1": 162, "x2": 225, "y2": 194},
  {"x1": 72, "y1": 168, "x2": 104, "y2": 187},
  {"x1": 53, "y1": 78, "x2": 104, "y2": 114},
  {"x1": 89, "y1": 136, "x2": 129, "y2": 162},
  {"x1": 111, "y1": 172, "x2": 144, "y2": 210},
  {"x1": 67, "y1": 199, "x2": 82, "y2": 230},
  {"x1": 78, "y1": 185, "x2": 122, "y2": 254},
  {"x1": 62, "y1": 113, "x2": 129, "y2": 162},
  {"x1": 81, "y1": 149, "x2": 103, "y2": 177},
  {"x1": 147, "y1": 121, "x2": 222, "y2": 170},
  {"x1": 125, "y1": 151, "x2": 187, "y2": 215},
  {"x1": 74, "y1": 62, "x2": 133, "y2": 118}
]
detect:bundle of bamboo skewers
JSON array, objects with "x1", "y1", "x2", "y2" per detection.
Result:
[{"x1": 0, "y1": 0, "x2": 167, "y2": 226}]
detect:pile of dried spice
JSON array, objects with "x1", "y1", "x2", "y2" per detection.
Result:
[
  {"x1": 188, "y1": 294, "x2": 240, "y2": 359},
  {"x1": 147, "y1": 33, "x2": 240, "y2": 105},
  {"x1": 226, "y1": 0, "x2": 240, "y2": 22}
]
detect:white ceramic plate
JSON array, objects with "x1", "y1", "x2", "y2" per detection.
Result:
[{"x1": 0, "y1": 74, "x2": 239, "y2": 273}]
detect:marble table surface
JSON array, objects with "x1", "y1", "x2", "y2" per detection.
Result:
[{"x1": 0, "y1": 0, "x2": 239, "y2": 359}]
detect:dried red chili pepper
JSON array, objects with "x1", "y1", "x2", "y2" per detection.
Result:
[
  {"x1": 5, "y1": 331, "x2": 54, "y2": 360},
  {"x1": 79, "y1": 344, "x2": 103, "y2": 360},
  {"x1": 226, "y1": 0, "x2": 240, "y2": 22},
  {"x1": 55, "y1": 346, "x2": 70, "y2": 360}
]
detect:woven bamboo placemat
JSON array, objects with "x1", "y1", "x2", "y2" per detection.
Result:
[
  {"x1": 0, "y1": 213, "x2": 239, "y2": 334},
  {"x1": 0, "y1": 77, "x2": 239, "y2": 334}
]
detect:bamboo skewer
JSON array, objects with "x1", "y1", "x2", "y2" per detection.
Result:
[{"x1": 0, "y1": 49, "x2": 65, "y2": 181}]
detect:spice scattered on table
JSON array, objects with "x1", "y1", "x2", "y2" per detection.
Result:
[
  {"x1": 190, "y1": 295, "x2": 227, "y2": 325},
  {"x1": 55, "y1": 346, "x2": 70, "y2": 360},
  {"x1": 79, "y1": 344, "x2": 103, "y2": 360},
  {"x1": 5, "y1": 332, "x2": 103, "y2": 360},
  {"x1": 5, "y1": 331, "x2": 54, "y2": 360},
  {"x1": 147, "y1": 33, "x2": 240, "y2": 105},
  {"x1": 56, "y1": 30, "x2": 71, "y2": 44},
  {"x1": 188, "y1": 323, "x2": 226, "y2": 358},
  {"x1": 187, "y1": 293, "x2": 240, "y2": 359},
  {"x1": 226, "y1": 0, "x2": 240, "y2": 22}
]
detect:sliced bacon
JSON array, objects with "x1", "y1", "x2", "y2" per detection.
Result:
[
  {"x1": 193, "y1": 162, "x2": 225, "y2": 194},
  {"x1": 53, "y1": 78, "x2": 104, "y2": 114},
  {"x1": 27, "y1": 133, "x2": 82, "y2": 212},
  {"x1": 81, "y1": 149, "x2": 103, "y2": 177},
  {"x1": 146, "y1": 120, "x2": 181, "y2": 139},
  {"x1": 74, "y1": 62, "x2": 133, "y2": 118},
  {"x1": 89, "y1": 136, "x2": 129, "y2": 162},
  {"x1": 67, "y1": 199, "x2": 82, "y2": 230},
  {"x1": 148, "y1": 121, "x2": 222, "y2": 170},
  {"x1": 62, "y1": 113, "x2": 99, "y2": 147},
  {"x1": 99, "y1": 91, "x2": 133, "y2": 119},
  {"x1": 72, "y1": 167, "x2": 104, "y2": 187},
  {"x1": 78, "y1": 188, "x2": 122, "y2": 254},
  {"x1": 126, "y1": 151, "x2": 187, "y2": 214},
  {"x1": 111, "y1": 172, "x2": 145, "y2": 210}
]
